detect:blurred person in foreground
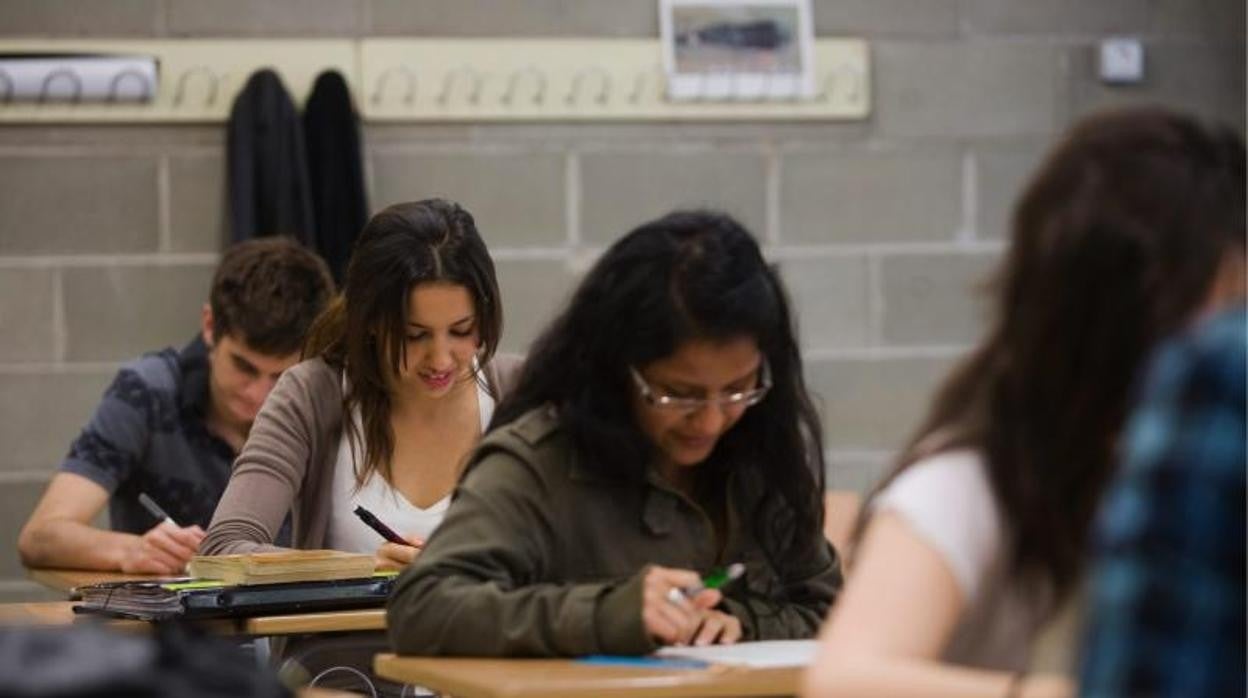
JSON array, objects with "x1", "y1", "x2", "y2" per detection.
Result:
[
  {"x1": 1079, "y1": 302, "x2": 1245, "y2": 698},
  {"x1": 802, "y1": 106, "x2": 1245, "y2": 698}
]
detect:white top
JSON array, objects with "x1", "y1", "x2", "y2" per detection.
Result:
[
  {"x1": 324, "y1": 380, "x2": 495, "y2": 555},
  {"x1": 873, "y1": 449, "x2": 1052, "y2": 671}
]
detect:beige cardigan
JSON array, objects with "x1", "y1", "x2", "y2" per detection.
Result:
[{"x1": 201, "y1": 354, "x2": 524, "y2": 555}]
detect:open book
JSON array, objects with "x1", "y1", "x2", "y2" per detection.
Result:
[{"x1": 188, "y1": 549, "x2": 375, "y2": 585}]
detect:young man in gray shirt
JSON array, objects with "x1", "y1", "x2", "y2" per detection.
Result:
[{"x1": 18, "y1": 238, "x2": 333, "y2": 575}]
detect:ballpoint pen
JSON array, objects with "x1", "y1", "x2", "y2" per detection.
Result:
[
  {"x1": 138, "y1": 492, "x2": 179, "y2": 527},
  {"x1": 353, "y1": 505, "x2": 415, "y2": 547},
  {"x1": 666, "y1": 562, "x2": 746, "y2": 604}
]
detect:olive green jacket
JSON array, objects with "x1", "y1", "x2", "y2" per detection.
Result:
[{"x1": 386, "y1": 406, "x2": 842, "y2": 657}]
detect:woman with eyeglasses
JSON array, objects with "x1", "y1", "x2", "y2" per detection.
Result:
[{"x1": 386, "y1": 209, "x2": 842, "y2": 656}]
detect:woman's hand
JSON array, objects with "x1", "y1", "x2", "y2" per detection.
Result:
[
  {"x1": 373, "y1": 534, "x2": 425, "y2": 571},
  {"x1": 640, "y1": 565, "x2": 727, "y2": 646},
  {"x1": 692, "y1": 608, "x2": 743, "y2": 646}
]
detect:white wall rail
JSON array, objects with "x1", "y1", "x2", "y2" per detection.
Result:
[{"x1": 0, "y1": 38, "x2": 869, "y2": 123}]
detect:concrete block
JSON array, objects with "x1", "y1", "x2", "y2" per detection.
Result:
[
  {"x1": 0, "y1": 0, "x2": 159, "y2": 37},
  {"x1": 0, "y1": 269, "x2": 56, "y2": 363},
  {"x1": 960, "y1": 0, "x2": 1150, "y2": 35},
  {"x1": 826, "y1": 451, "x2": 894, "y2": 494},
  {"x1": 974, "y1": 142, "x2": 1046, "y2": 240},
  {"x1": 167, "y1": 0, "x2": 365, "y2": 36},
  {"x1": 0, "y1": 480, "x2": 48, "y2": 579},
  {"x1": 1067, "y1": 43, "x2": 1245, "y2": 132},
  {"x1": 875, "y1": 40, "x2": 1059, "y2": 139},
  {"x1": 880, "y1": 252, "x2": 997, "y2": 346},
  {"x1": 0, "y1": 370, "x2": 113, "y2": 473},
  {"x1": 780, "y1": 148, "x2": 961, "y2": 244},
  {"x1": 580, "y1": 151, "x2": 767, "y2": 244},
  {"x1": 813, "y1": 0, "x2": 959, "y2": 37},
  {"x1": 368, "y1": 0, "x2": 656, "y2": 36},
  {"x1": 494, "y1": 259, "x2": 578, "y2": 354},
  {"x1": 62, "y1": 264, "x2": 214, "y2": 362},
  {"x1": 1152, "y1": 0, "x2": 1246, "y2": 41},
  {"x1": 807, "y1": 356, "x2": 955, "y2": 450},
  {"x1": 371, "y1": 152, "x2": 566, "y2": 248},
  {"x1": 778, "y1": 256, "x2": 870, "y2": 351},
  {"x1": 168, "y1": 154, "x2": 227, "y2": 253},
  {"x1": 0, "y1": 156, "x2": 159, "y2": 255}
]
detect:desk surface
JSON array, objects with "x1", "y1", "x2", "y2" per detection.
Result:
[
  {"x1": 27, "y1": 568, "x2": 167, "y2": 596},
  {"x1": 373, "y1": 655, "x2": 800, "y2": 698}
]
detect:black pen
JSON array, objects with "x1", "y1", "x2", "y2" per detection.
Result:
[
  {"x1": 353, "y1": 505, "x2": 414, "y2": 546},
  {"x1": 138, "y1": 492, "x2": 179, "y2": 527}
]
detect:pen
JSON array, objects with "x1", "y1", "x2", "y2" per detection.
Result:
[
  {"x1": 353, "y1": 505, "x2": 414, "y2": 547},
  {"x1": 138, "y1": 492, "x2": 179, "y2": 527},
  {"x1": 667, "y1": 563, "x2": 746, "y2": 604}
]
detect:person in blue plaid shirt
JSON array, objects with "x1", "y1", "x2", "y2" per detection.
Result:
[{"x1": 1080, "y1": 304, "x2": 1246, "y2": 698}]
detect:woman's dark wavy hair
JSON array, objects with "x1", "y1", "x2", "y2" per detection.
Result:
[
  {"x1": 303, "y1": 199, "x2": 502, "y2": 488},
  {"x1": 863, "y1": 106, "x2": 1246, "y2": 600},
  {"x1": 491, "y1": 210, "x2": 826, "y2": 557}
]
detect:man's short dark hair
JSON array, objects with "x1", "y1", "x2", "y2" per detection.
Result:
[{"x1": 210, "y1": 238, "x2": 334, "y2": 356}]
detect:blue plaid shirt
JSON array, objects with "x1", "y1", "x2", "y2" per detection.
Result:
[{"x1": 1080, "y1": 306, "x2": 1246, "y2": 698}]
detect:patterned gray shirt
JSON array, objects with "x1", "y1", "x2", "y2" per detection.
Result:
[{"x1": 60, "y1": 336, "x2": 235, "y2": 534}]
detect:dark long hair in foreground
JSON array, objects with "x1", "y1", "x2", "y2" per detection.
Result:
[
  {"x1": 491, "y1": 210, "x2": 826, "y2": 557},
  {"x1": 869, "y1": 106, "x2": 1246, "y2": 599}
]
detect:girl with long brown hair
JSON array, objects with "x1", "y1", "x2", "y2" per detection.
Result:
[
  {"x1": 202, "y1": 199, "x2": 522, "y2": 570},
  {"x1": 803, "y1": 107, "x2": 1245, "y2": 698}
]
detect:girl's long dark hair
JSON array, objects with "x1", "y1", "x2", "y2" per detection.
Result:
[
  {"x1": 303, "y1": 199, "x2": 502, "y2": 488},
  {"x1": 491, "y1": 210, "x2": 826, "y2": 558},
  {"x1": 865, "y1": 106, "x2": 1245, "y2": 600}
]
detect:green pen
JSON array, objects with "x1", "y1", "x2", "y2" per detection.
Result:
[{"x1": 667, "y1": 563, "x2": 746, "y2": 603}]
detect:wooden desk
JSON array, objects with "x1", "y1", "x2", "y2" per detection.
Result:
[{"x1": 373, "y1": 655, "x2": 800, "y2": 698}]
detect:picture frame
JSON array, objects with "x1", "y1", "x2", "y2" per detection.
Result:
[{"x1": 659, "y1": 0, "x2": 815, "y2": 101}]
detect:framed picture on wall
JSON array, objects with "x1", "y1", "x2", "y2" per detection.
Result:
[{"x1": 659, "y1": 0, "x2": 815, "y2": 101}]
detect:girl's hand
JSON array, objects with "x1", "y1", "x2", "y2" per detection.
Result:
[
  {"x1": 640, "y1": 565, "x2": 724, "y2": 646},
  {"x1": 692, "y1": 608, "x2": 743, "y2": 646},
  {"x1": 373, "y1": 534, "x2": 425, "y2": 571}
]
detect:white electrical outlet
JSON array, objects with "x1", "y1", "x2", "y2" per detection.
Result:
[{"x1": 1099, "y1": 37, "x2": 1145, "y2": 84}]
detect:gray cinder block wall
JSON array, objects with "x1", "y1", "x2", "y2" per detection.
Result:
[{"x1": 0, "y1": 0, "x2": 1242, "y2": 601}]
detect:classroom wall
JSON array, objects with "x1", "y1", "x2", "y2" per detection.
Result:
[{"x1": 0, "y1": 0, "x2": 1241, "y2": 601}]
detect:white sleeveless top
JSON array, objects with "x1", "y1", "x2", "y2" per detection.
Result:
[
  {"x1": 872, "y1": 449, "x2": 1054, "y2": 671},
  {"x1": 324, "y1": 379, "x2": 495, "y2": 554}
]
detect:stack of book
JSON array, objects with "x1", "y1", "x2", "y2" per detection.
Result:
[
  {"x1": 74, "y1": 550, "x2": 389, "y2": 621},
  {"x1": 188, "y1": 550, "x2": 375, "y2": 585}
]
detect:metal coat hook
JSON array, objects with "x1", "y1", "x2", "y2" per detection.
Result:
[
  {"x1": 438, "y1": 66, "x2": 483, "y2": 106},
  {"x1": 0, "y1": 69, "x2": 13, "y2": 104},
  {"x1": 501, "y1": 65, "x2": 545, "y2": 106},
  {"x1": 38, "y1": 68, "x2": 83, "y2": 103},
  {"x1": 173, "y1": 66, "x2": 219, "y2": 107},
  {"x1": 372, "y1": 65, "x2": 417, "y2": 107},
  {"x1": 566, "y1": 66, "x2": 610, "y2": 106},
  {"x1": 107, "y1": 68, "x2": 153, "y2": 102}
]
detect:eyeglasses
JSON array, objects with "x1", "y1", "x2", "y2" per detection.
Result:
[{"x1": 629, "y1": 359, "x2": 772, "y2": 412}]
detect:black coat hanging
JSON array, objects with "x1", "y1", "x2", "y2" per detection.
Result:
[
  {"x1": 227, "y1": 69, "x2": 315, "y2": 245},
  {"x1": 303, "y1": 70, "x2": 368, "y2": 283}
]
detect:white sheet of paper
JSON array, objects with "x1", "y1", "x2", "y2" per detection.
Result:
[{"x1": 654, "y1": 639, "x2": 818, "y2": 668}]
